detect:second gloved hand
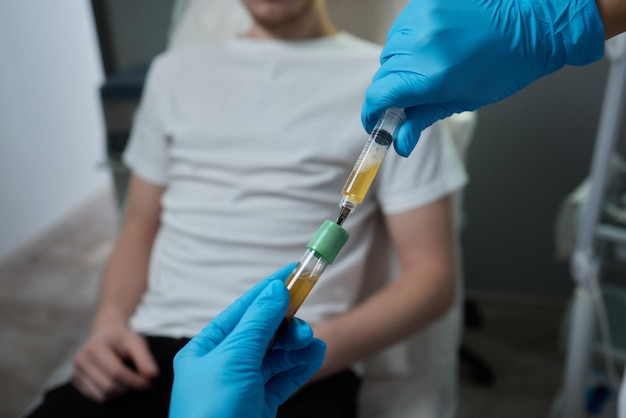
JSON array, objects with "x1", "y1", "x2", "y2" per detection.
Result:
[
  {"x1": 363, "y1": 0, "x2": 605, "y2": 157},
  {"x1": 169, "y1": 264, "x2": 326, "y2": 418}
]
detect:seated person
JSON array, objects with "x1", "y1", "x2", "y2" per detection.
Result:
[{"x1": 28, "y1": 0, "x2": 467, "y2": 417}]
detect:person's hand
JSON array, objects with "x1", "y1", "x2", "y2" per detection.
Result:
[
  {"x1": 72, "y1": 321, "x2": 159, "y2": 402},
  {"x1": 362, "y1": 0, "x2": 605, "y2": 157},
  {"x1": 169, "y1": 264, "x2": 326, "y2": 418}
]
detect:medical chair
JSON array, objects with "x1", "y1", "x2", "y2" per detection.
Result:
[{"x1": 167, "y1": 1, "x2": 477, "y2": 417}]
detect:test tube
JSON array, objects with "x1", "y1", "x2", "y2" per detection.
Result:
[
  {"x1": 337, "y1": 108, "x2": 406, "y2": 225},
  {"x1": 284, "y1": 220, "x2": 349, "y2": 319},
  {"x1": 266, "y1": 220, "x2": 349, "y2": 353}
]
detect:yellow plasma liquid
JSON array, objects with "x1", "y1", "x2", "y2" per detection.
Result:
[
  {"x1": 341, "y1": 162, "x2": 382, "y2": 205},
  {"x1": 285, "y1": 271, "x2": 321, "y2": 319}
]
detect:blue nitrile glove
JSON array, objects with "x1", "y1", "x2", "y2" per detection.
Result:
[
  {"x1": 362, "y1": 0, "x2": 605, "y2": 157},
  {"x1": 169, "y1": 264, "x2": 326, "y2": 418}
]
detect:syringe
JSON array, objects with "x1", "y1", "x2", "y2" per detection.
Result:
[
  {"x1": 336, "y1": 108, "x2": 406, "y2": 225},
  {"x1": 266, "y1": 109, "x2": 405, "y2": 352}
]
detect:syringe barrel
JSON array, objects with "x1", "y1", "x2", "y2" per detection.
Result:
[
  {"x1": 374, "y1": 107, "x2": 406, "y2": 139},
  {"x1": 340, "y1": 108, "x2": 406, "y2": 211}
]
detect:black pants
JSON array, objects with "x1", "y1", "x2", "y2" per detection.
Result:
[{"x1": 27, "y1": 336, "x2": 361, "y2": 418}]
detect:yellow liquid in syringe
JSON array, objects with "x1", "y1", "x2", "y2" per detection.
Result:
[
  {"x1": 285, "y1": 271, "x2": 320, "y2": 319},
  {"x1": 341, "y1": 162, "x2": 383, "y2": 205}
]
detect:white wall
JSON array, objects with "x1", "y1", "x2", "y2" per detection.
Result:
[{"x1": 0, "y1": 1, "x2": 108, "y2": 262}]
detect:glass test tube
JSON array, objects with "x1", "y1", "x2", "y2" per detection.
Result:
[
  {"x1": 266, "y1": 220, "x2": 349, "y2": 354},
  {"x1": 284, "y1": 220, "x2": 348, "y2": 320},
  {"x1": 338, "y1": 108, "x2": 406, "y2": 224}
]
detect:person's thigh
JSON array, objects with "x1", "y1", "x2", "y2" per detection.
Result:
[
  {"x1": 277, "y1": 370, "x2": 362, "y2": 418},
  {"x1": 26, "y1": 336, "x2": 188, "y2": 418}
]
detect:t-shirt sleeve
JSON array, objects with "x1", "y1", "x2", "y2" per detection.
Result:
[
  {"x1": 122, "y1": 56, "x2": 170, "y2": 185},
  {"x1": 375, "y1": 120, "x2": 469, "y2": 214}
]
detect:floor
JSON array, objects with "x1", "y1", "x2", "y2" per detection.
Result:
[
  {"x1": 0, "y1": 187, "x2": 588, "y2": 417},
  {"x1": 457, "y1": 297, "x2": 568, "y2": 418},
  {"x1": 0, "y1": 189, "x2": 117, "y2": 418}
]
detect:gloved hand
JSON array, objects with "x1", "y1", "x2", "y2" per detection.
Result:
[
  {"x1": 169, "y1": 264, "x2": 326, "y2": 418},
  {"x1": 362, "y1": 0, "x2": 605, "y2": 157}
]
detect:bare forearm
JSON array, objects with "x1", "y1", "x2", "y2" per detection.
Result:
[
  {"x1": 93, "y1": 223, "x2": 157, "y2": 328},
  {"x1": 313, "y1": 266, "x2": 455, "y2": 380},
  {"x1": 596, "y1": 0, "x2": 626, "y2": 38}
]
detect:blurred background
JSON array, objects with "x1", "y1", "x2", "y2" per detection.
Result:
[{"x1": 2, "y1": 1, "x2": 626, "y2": 417}]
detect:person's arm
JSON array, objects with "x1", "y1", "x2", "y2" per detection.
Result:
[
  {"x1": 72, "y1": 174, "x2": 164, "y2": 402},
  {"x1": 92, "y1": 174, "x2": 164, "y2": 330},
  {"x1": 596, "y1": 0, "x2": 626, "y2": 38},
  {"x1": 311, "y1": 196, "x2": 456, "y2": 380}
]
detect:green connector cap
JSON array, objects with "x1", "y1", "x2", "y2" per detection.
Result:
[{"x1": 307, "y1": 220, "x2": 349, "y2": 264}]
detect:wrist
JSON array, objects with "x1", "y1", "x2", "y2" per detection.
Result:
[
  {"x1": 310, "y1": 322, "x2": 346, "y2": 381},
  {"x1": 595, "y1": 0, "x2": 626, "y2": 38},
  {"x1": 92, "y1": 307, "x2": 129, "y2": 330}
]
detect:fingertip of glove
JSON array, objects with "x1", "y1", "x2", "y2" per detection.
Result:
[
  {"x1": 393, "y1": 124, "x2": 419, "y2": 157},
  {"x1": 267, "y1": 262, "x2": 297, "y2": 281},
  {"x1": 279, "y1": 338, "x2": 326, "y2": 372},
  {"x1": 243, "y1": 280, "x2": 288, "y2": 327},
  {"x1": 312, "y1": 338, "x2": 326, "y2": 355},
  {"x1": 393, "y1": 141, "x2": 410, "y2": 158},
  {"x1": 263, "y1": 280, "x2": 289, "y2": 305},
  {"x1": 308, "y1": 339, "x2": 327, "y2": 368},
  {"x1": 361, "y1": 95, "x2": 383, "y2": 134},
  {"x1": 272, "y1": 317, "x2": 313, "y2": 351},
  {"x1": 290, "y1": 317, "x2": 313, "y2": 339}
]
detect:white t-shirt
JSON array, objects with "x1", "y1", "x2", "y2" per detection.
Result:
[{"x1": 123, "y1": 32, "x2": 467, "y2": 338}]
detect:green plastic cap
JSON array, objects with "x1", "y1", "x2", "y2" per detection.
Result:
[{"x1": 307, "y1": 220, "x2": 349, "y2": 264}]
